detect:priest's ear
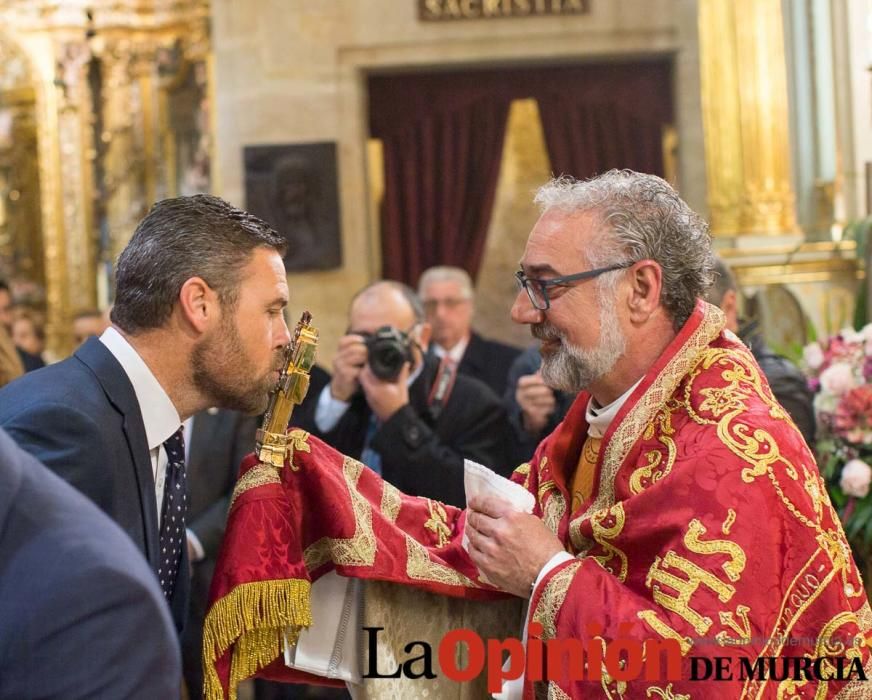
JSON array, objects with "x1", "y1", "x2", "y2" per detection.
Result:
[
  {"x1": 625, "y1": 259, "x2": 662, "y2": 323},
  {"x1": 177, "y1": 276, "x2": 220, "y2": 334}
]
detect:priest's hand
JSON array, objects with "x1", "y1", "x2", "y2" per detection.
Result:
[{"x1": 466, "y1": 495, "x2": 564, "y2": 598}]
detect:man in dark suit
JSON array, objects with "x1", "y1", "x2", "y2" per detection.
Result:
[
  {"x1": 418, "y1": 265, "x2": 521, "y2": 397},
  {"x1": 295, "y1": 281, "x2": 510, "y2": 508},
  {"x1": 0, "y1": 428, "x2": 180, "y2": 699},
  {"x1": 182, "y1": 408, "x2": 259, "y2": 698},
  {"x1": 0, "y1": 194, "x2": 292, "y2": 633}
]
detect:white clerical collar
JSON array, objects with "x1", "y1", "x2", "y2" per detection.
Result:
[
  {"x1": 432, "y1": 334, "x2": 470, "y2": 364},
  {"x1": 100, "y1": 326, "x2": 181, "y2": 451},
  {"x1": 585, "y1": 378, "x2": 643, "y2": 439}
]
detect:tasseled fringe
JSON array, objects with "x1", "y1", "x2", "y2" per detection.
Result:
[{"x1": 202, "y1": 578, "x2": 312, "y2": 700}]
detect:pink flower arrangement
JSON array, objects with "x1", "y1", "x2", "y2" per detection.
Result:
[{"x1": 803, "y1": 324, "x2": 872, "y2": 549}]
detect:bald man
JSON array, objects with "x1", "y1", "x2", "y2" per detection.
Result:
[{"x1": 294, "y1": 281, "x2": 511, "y2": 507}]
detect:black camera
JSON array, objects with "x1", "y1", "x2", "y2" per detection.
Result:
[{"x1": 364, "y1": 326, "x2": 414, "y2": 381}]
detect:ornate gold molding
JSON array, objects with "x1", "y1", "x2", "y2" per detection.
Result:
[{"x1": 698, "y1": 0, "x2": 798, "y2": 237}]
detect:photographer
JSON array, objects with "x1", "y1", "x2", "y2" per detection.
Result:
[{"x1": 294, "y1": 281, "x2": 510, "y2": 507}]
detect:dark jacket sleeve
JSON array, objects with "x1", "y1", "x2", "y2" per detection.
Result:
[
  {"x1": 188, "y1": 414, "x2": 259, "y2": 560},
  {"x1": 7, "y1": 558, "x2": 182, "y2": 700},
  {"x1": 1, "y1": 401, "x2": 114, "y2": 513},
  {"x1": 755, "y1": 352, "x2": 817, "y2": 447},
  {"x1": 371, "y1": 377, "x2": 510, "y2": 508}
]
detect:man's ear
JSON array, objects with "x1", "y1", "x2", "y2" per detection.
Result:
[
  {"x1": 626, "y1": 260, "x2": 663, "y2": 323},
  {"x1": 416, "y1": 322, "x2": 432, "y2": 351},
  {"x1": 178, "y1": 277, "x2": 220, "y2": 333},
  {"x1": 720, "y1": 288, "x2": 740, "y2": 333}
]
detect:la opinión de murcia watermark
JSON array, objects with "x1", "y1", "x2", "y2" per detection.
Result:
[{"x1": 362, "y1": 625, "x2": 868, "y2": 692}]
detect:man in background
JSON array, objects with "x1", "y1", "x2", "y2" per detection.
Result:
[
  {"x1": 704, "y1": 256, "x2": 815, "y2": 445},
  {"x1": 0, "y1": 428, "x2": 180, "y2": 699},
  {"x1": 295, "y1": 280, "x2": 510, "y2": 507},
  {"x1": 0, "y1": 280, "x2": 43, "y2": 371},
  {"x1": 418, "y1": 265, "x2": 520, "y2": 397},
  {"x1": 72, "y1": 308, "x2": 110, "y2": 346}
]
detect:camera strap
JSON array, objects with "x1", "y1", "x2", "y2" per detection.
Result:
[{"x1": 427, "y1": 357, "x2": 458, "y2": 422}]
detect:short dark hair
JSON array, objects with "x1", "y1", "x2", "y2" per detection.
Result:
[
  {"x1": 111, "y1": 195, "x2": 286, "y2": 334},
  {"x1": 704, "y1": 257, "x2": 737, "y2": 306},
  {"x1": 0, "y1": 280, "x2": 10, "y2": 296}
]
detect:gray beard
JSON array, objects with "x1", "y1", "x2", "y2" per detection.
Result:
[{"x1": 537, "y1": 302, "x2": 626, "y2": 394}]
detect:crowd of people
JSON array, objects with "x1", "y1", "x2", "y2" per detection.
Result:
[{"x1": 0, "y1": 171, "x2": 858, "y2": 700}]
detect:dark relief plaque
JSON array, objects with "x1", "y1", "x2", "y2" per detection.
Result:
[{"x1": 244, "y1": 142, "x2": 342, "y2": 272}]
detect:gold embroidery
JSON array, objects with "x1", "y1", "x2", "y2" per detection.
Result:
[
  {"x1": 646, "y1": 684, "x2": 690, "y2": 700},
  {"x1": 404, "y1": 536, "x2": 477, "y2": 587},
  {"x1": 721, "y1": 509, "x2": 736, "y2": 535},
  {"x1": 229, "y1": 464, "x2": 280, "y2": 511},
  {"x1": 532, "y1": 560, "x2": 582, "y2": 641},
  {"x1": 380, "y1": 482, "x2": 401, "y2": 523},
  {"x1": 541, "y1": 488, "x2": 567, "y2": 536},
  {"x1": 684, "y1": 519, "x2": 746, "y2": 583},
  {"x1": 715, "y1": 604, "x2": 751, "y2": 646},
  {"x1": 547, "y1": 682, "x2": 572, "y2": 699},
  {"x1": 646, "y1": 551, "x2": 736, "y2": 635},
  {"x1": 516, "y1": 461, "x2": 532, "y2": 492},
  {"x1": 303, "y1": 457, "x2": 376, "y2": 571},
  {"x1": 424, "y1": 500, "x2": 451, "y2": 548},
  {"x1": 568, "y1": 303, "x2": 724, "y2": 551},
  {"x1": 698, "y1": 384, "x2": 750, "y2": 417},
  {"x1": 590, "y1": 502, "x2": 629, "y2": 582},
  {"x1": 286, "y1": 429, "x2": 311, "y2": 470},
  {"x1": 636, "y1": 609, "x2": 693, "y2": 655},
  {"x1": 835, "y1": 653, "x2": 872, "y2": 699}
]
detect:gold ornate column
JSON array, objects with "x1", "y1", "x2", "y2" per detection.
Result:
[
  {"x1": 698, "y1": 0, "x2": 798, "y2": 237},
  {"x1": 17, "y1": 28, "x2": 98, "y2": 355}
]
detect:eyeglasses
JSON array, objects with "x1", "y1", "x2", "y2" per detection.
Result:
[
  {"x1": 514, "y1": 262, "x2": 634, "y2": 311},
  {"x1": 422, "y1": 298, "x2": 470, "y2": 314}
]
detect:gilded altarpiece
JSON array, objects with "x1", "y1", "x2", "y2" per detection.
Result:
[{"x1": 0, "y1": 1, "x2": 212, "y2": 356}]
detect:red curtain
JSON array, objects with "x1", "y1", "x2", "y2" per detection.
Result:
[
  {"x1": 535, "y1": 62, "x2": 673, "y2": 179},
  {"x1": 368, "y1": 61, "x2": 673, "y2": 285}
]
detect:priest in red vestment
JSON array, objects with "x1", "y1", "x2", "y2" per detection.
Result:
[{"x1": 205, "y1": 171, "x2": 871, "y2": 700}]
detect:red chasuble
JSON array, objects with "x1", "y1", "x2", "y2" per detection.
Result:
[{"x1": 205, "y1": 301, "x2": 872, "y2": 699}]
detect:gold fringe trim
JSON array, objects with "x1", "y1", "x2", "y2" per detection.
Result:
[{"x1": 202, "y1": 578, "x2": 312, "y2": 700}]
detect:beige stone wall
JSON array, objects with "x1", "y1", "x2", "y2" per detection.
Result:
[{"x1": 211, "y1": 0, "x2": 706, "y2": 358}]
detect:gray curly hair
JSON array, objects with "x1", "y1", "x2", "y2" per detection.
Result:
[{"x1": 534, "y1": 170, "x2": 715, "y2": 331}]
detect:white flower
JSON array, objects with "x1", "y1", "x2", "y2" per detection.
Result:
[
  {"x1": 840, "y1": 459, "x2": 872, "y2": 498},
  {"x1": 860, "y1": 323, "x2": 872, "y2": 341},
  {"x1": 803, "y1": 342, "x2": 825, "y2": 370},
  {"x1": 819, "y1": 362, "x2": 858, "y2": 396},
  {"x1": 841, "y1": 327, "x2": 862, "y2": 344}
]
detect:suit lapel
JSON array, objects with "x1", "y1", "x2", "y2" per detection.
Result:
[
  {"x1": 458, "y1": 332, "x2": 485, "y2": 375},
  {"x1": 75, "y1": 338, "x2": 159, "y2": 565}
]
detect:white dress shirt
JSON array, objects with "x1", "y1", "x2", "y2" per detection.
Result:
[
  {"x1": 314, "y1": 361, "x2": 424, "y2": 433},
  {"x1": 431, "y1": 334, "x2": 469, "y2": 365},
  {"x1": 99, "y1": 327, "x2": 182, "y2": 525}
]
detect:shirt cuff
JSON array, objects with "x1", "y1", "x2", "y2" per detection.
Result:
[
  {"x1": 532, "y1": 551, "x2": 575, "y2": 597},
  {"x1": 314, "y1": 384, "x2": 351, "y2": 433},
  {"x1": 186, "y1": 529, "x2": 205, "y2": 562}
]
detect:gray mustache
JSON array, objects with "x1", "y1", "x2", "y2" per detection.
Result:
[{"x1": 532, "y1": 323, "x2": 562, "y2": 342}]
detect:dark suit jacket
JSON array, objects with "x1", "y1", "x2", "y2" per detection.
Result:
[
  {"x1": 0, "y1": 428, "x2": 180, "y2": 699},
  {"x1": 0, "y1": 336, "x2": 189, "y2": 631},
  {"x1": 182, "y1": 409, "x2": 258, "y2": 698},
  {"x1": 456, "y1": 331, "x2": 522, "y2": 398},
  {"x1": 294, "y1": 357, "x2": 511, "y2": 507}
]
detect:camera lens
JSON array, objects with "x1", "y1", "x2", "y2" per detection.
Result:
[{"x1": 365, "y1": 326, "x2": 412, "y2": 381}]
